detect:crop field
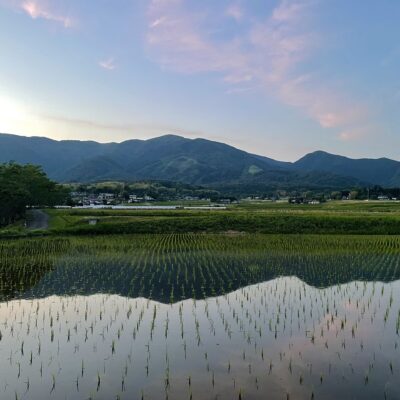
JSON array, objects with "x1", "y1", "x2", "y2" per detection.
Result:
[
  {"x1": 31, "y1": 201, "x2": 400, "y2": 236},
  {"x1": 1, "y1": 234, "x2": 400, "y2": 399},
  {"x1": 2, "y1": 201, "x2": 400, "y2": 237},
  {"x1": 1, "y1": 234, "x2": 400, "y2": 302}
]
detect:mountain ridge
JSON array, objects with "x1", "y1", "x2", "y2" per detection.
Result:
[
  {"x1": 293, "y1": 150, "x2": 400, "y2": 187},
  {"x1": 1, "y1": 132, "x2": 399, "y2": 188}
]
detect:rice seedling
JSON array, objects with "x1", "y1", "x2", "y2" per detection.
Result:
[{"x1": 0, "y1": 234, "x2": 399, "y2": 398}]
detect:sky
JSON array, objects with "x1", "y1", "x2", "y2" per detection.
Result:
[{"x1": 0, "y1": 0, "x2": 399, "y2": 161}]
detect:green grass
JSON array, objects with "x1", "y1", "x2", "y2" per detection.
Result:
[
  {"x1": 42, "y1": 201, "x2": 400, "y2": 236},
  {"x1": 235, "y1": 199, "x2": 400, "y2": 213},
  {"x1": 2, "y1": 200, "x2": 400, "y2": 237}
]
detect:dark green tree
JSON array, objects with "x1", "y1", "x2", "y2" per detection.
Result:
[{"x1": 0, "y1": 163, "x2": 68, "y2": 226}]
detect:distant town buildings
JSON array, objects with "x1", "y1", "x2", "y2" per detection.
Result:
[
  {"x1": 70, "y1": 191, "x2": 211, "y2": 206},
  {"x1": 128, "y1": 194, "x2": 154, "y2": 203},
  {"x1": 289, "y1": 197, "x2": 320, "y2": 205}
]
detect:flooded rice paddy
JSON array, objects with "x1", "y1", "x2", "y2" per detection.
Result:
[{"x1": 1, "y1": 234, "x2": 400, "y2": 399}]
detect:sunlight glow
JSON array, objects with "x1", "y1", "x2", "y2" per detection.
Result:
[{"x1": 0, "y1": 95, "x2": 28, "y2": 132}]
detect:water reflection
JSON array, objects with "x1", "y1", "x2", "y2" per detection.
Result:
[
  {"x1": 1, "y1": 235, "x2": 400, "y2": 399},
  {"x1": 2, "y1": 245, "x2": 400, "y2": 303},
  {"x1": 1, "y1": 278, "x2": 399, "y2": 400}
]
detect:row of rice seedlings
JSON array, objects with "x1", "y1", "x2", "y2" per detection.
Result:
[
  {"x1": 2, "y1": 234, "x2": 400, "y2": 304},
  {"x1": 1, "y1": 234, "x2": 400, "y2": 398},
  {"x1": 1, "y1": 276, "x2": 399, "y2": 399}
]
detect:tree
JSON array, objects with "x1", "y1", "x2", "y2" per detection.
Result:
[{"x1": 0, "y1": 163, "x2": 68, "y2": 226}]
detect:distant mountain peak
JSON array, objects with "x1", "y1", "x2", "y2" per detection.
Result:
[
  {"x1": 0, "y1": 132, "x2": 399, "y2": 187},
  {"x1": 295, "y1": 149, "x2": 400, "y2": 186}
]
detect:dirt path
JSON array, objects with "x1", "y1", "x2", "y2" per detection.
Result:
[{"x1": 26, "y1": 209, "x2": 50, "y2": 230}]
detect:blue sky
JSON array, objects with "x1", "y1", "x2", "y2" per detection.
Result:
[{"x1": 0, "y1": 0, "x2": 399, "y2": 161}]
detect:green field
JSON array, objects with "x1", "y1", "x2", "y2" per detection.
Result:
[
  {"x1": 43, "y1": 200, "x2": 400, "y2": 236},
  {"x1": 2, "y1": 232, "x2": 400, "y2": 303},
  {"x1": 2, "y1": 224, "x2": 400, "y2": 399},
  {"x1": 1, "y1": 200, "x2": 400, "y2": 237}
]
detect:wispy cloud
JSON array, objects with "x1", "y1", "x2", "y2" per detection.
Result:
[
  {"x1": 41, "y1": 114, "x2": 209, "y2": 139},
  {"x1": 21, "y1": 0, "x2": 73, "y2": 27},
  {"x1": 0, "y1": 0, "x2": 74, "y2": 27},
  {"x1": 271, "y1": 0, "x2": 309, "y2": 22},
  {"x1": 226, "y1": 4, "x2": 243, "y2": 22},
  {"x1": 99, "y1": 58, "x2": 116, "y2": 71},
  {"x1": 146, "y1": 0, "x2": 370, "y2": 139},
  {"x1": 338, "y1": 126, "x2": 373, "y2": 142}
]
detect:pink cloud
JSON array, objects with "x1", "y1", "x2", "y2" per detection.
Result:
[
  {"x1": 338, "y1": 126, "x2": 372, "y2": 142},
  {"x1": 278, "y1": 75, "x2": 369, "y2": 129},
  {"x1": 271, "y1": 0, "x2": 310, "y2": 22},
  {"x1": 226, "y1": 4, "x2": 243, "y2": 22},
  {"x1": 99, "y1": 58, "x2": 116, "y2": 71},
  {"x1": 146, "y1": 0, "x2": 370, "y2": 139},
  {"x1": 21, "y1": 1, "x2": 73, "y2": 27},
  {"x1": 0, "y1": 0, "x2": 74, "y2": 27}
]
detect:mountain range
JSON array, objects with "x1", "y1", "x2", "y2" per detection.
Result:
[{"x1": 1, "y1": 132, "x2": 399, "y2": 189}]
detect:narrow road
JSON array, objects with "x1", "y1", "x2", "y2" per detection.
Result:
[{"x1": 26, "y1": 209, "x2": 50, "y2": 230}]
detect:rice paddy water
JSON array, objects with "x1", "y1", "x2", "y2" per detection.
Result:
[{"x1": 0, "y1": 234, "x2": 399, "y2": 399}]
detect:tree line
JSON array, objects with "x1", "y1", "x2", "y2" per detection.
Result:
[{"x1": 0, "y1": 163, "x2": 68, "y2": 226}]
